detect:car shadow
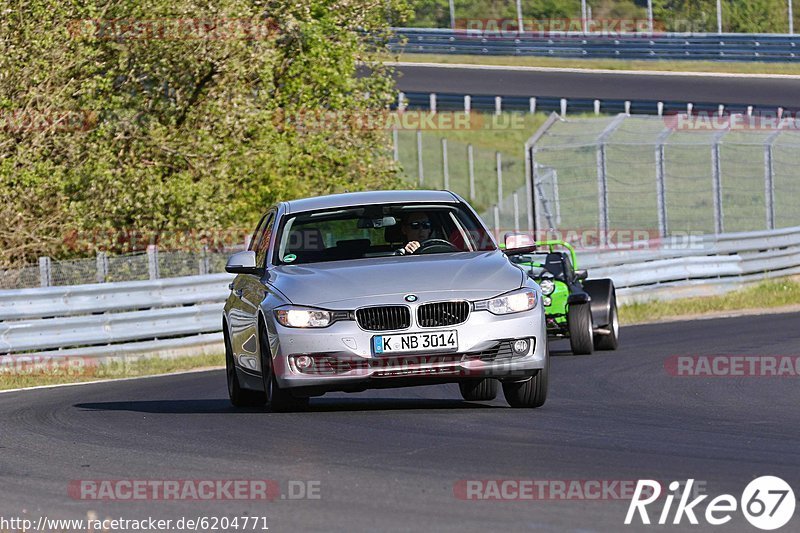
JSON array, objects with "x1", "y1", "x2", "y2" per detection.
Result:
[{"x1": 74, "y1": 397, "x2": 499, "y2": 414}]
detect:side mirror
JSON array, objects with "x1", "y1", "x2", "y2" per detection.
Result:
[
  {"x1": 502, "y1": 232, "x2": 537, "y2": 255},
  {"x1": 575, "y1": 269, "x2": 588, "y2": 281},
  {"x1": 225, "y1": 251, "x2": 262, "y2": 275}
]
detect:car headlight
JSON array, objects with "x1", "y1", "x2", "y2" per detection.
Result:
[
  {"x1": 474, "y1": 288, "x2": 538, "y2": 315},
  {"x1": 539, "y1": 279, "x2": 555, "y2": 296},
  {"x1": 275, "y1": 307, "x2": 332, "y2": 328}
]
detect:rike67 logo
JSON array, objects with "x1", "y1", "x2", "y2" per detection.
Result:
[{"x1": 626, "y1": 477, "x2": 796, "y2": 530}]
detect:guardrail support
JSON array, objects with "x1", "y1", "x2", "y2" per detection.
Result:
[
  {"x1": 429, "y1": 93, "x2": 437, "y2": 113},
  {"x1": 147, "y1": 245, "x2": 160, "y2": 280},
  {"x1": 495, "y1": 96, "x2": 502, "y2": 115},
  {"x1": 39, "y1": 256, "x2": 52, "y2": 287},
  {"x1": 594, "y1": 100, "x2": 601, "y2": 115},
  {"x1": 529, "y1": 97, "x2": 536, "y2": 114},
  {"x1": 398, "y1": 92, "x2": 406, "y2": 111},
  {"x1": 464, "y1": 95, "x2": 471, "y2": 113},
  {"x1": 560, "y1": 98, "x2": 567, "y2": 117}
]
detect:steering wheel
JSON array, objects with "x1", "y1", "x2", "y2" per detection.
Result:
[{"x1": 413, "y1": 238, "x2": 459, "y2": 255}]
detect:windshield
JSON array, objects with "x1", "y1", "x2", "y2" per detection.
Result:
[{"x1": 273, "y1": 203, "x2": 495, "y2": 265}]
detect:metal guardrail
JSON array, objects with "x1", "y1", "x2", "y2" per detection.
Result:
[
  {"x1": 1, "y1": 226, "x2": 799, "y2": 359},
  {"x1": 392, "y1": 28, "x2": 800, "y2": 62}
]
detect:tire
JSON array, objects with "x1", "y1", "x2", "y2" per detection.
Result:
[
  {"x1": 225, "y1": 327, "x2": 266, "y2": 408},
  {"x1": 259, "y1": 320, "x2": 309, "y2": 413},
  {"x1": 459, "y1": 379, "x2": 498, "y2": 401},
  {"x1": 594, "y1": 295, "x2": 619, "y2": 351},
  {"x1": 502, "y1": 352, "x2": 548, "y2": 408},
  {"x1": 568, "y1": 302, "x2": 594, "y2": 355}
]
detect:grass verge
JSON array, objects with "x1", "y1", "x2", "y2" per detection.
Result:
[
  {"x1": 393, "y1": 53, "x2": 800, "y2": 76},
  {"x1": 0, "y1": 352, "x2": 224, "y2": 391},
  {"x1": 619, "y1": 278, "x2": 800, "y2": 325}
]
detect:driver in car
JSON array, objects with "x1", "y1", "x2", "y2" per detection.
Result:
[{"x1": 397, "y1": 212, "x2": 432, "y2": 255}]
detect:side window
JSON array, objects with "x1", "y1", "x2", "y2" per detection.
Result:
[
  {"x1": 255, "y1": 212, "x2": 276, "y2": 267},
  {"x1": 248, "y1": 214, "x2": 268, "y2": 252}
]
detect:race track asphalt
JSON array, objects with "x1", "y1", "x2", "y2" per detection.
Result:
[
  {"x1": 1, "y1": 312, "x2": 798, "y2": 532},
  {"x1": 393, "y1": 63, "x2": 800, "y2": 107}
]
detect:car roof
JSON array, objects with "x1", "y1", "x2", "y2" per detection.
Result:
[{"x1": 282, "y1": 190, "x2": 460, "y2": 214}]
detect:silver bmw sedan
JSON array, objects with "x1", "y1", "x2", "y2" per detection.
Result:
[{"x1": 223, "y1": 190, "x2": 548, "y2": 411}]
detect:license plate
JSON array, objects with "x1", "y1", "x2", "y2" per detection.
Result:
[{"x1": 373, "y1": 331, "x2": 458, "y2": 355}]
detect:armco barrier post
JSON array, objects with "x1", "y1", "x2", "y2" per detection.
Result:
[
  {"x1": 38, "y1": 256, "x2": 52, "y2": 287},
  {"x1": 495, "y1": 96, "x2": 502, "y2": 115},
  {"x1": 464, "y1": 95, "x2": 471, "y2": 113},
  {"x1": 429, "y1": 93, "x2": 437, "y2": 113},
  {"x1": 147, "y1": 245, "x2": 160, "y2": 280},
  {"x1": 711, "y1": 130, "x2": 725, "y2": 234},
  {"x1": 655, "y1": 133, "x2": 670, "y2": 238}
]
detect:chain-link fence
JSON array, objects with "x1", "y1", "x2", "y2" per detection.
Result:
[
  {"x1": 528, "y1": 113, "x2": 800, "y2": 238},
  {"x1": 0, "y1": 247, "x2": 238, "y2": 290}
]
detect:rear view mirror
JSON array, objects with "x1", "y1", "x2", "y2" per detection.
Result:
[
  {"x1": 225, "y1": 251, "x2": 262, "y2": 275},
  {"x1": 357, "y1": 216, "x2": 396, "y2": 229},
  {"x1": 502, "y1": 232, "x2": 537, "y2": 256}
]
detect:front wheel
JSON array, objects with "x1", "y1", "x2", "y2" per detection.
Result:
[
  {"x1": 459, "y1": 379, "x2": 498, "y2": 401},
  {"x1": 502, "y1": 358, "x2": 548, "y2": 408},
  {"x1": 568, "y1": 303, "x2": 594, "y2": 355},
  {"x1": 259, "y1": 321, "x2": 309, "y2": 413},
  {"x1": 225, "y1": 328, "x2": 266, "y2": 408}
]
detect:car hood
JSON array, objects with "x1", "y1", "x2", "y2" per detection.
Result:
[{"x1": 269, "y1": 251, "x2": 524, "y2": 308}]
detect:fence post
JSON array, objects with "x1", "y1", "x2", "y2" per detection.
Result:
[
  {"x1": 594, "y1": 100, "x2": 601, "y2": 115},
  {"x1": 493, "y1": 204, "x2": 500, "y2": 241},
  {"x1": 655, "y1": 143, "x2": 668, "y2": 238},
  {"x1": 529, "y1": 97, "x2": 537, "y2": 114},
  {"x1": 38, "y1": 256, "x2": 52, "y2": 287},
  {"x1": 495, "y1": 96, "x2": 502, "y2": 115},
  {"x1": 560, "y1": 98, "x2": 567, "y2": 117},
  {"x1": 200, "y1": 246, "x2": 210, "y2": 275},
  {"x1": 442, "y1": 138, "x2": 450, "y2": 190},
  {"x1": 464, "y1": 95, "x2": 471, "y2": 113},
  {"x1": 398, "y1": 92, "x2": 406, "y2": 111},
  {"x1": 416, "y1": 129, "x2": 424, "y2": 185},
  {"x1": 524, "y1": 142, "x2": 534, "y2": 232},
  {"x1": 496, "y1": 151, "x2": 503, "y2": 212},
  {"x1": 764, "y1": 143, "x2": 775, "y2": 230},
  {"x1": 96, "y1": 252, "x2": 108, "y2": 283},
  {"x1": 596, "y1": 143, "x2": 609, "y2": 241},
  {"x1": 711, "y1": 140, "x2": 724, "y2": 234},
  {"x1": 429, "y1": 93, "x2": 437, "y2": 113},
  {"x1": 147, "y1": 244, "x2": 160, "y2": 280},
  {"x1": 513, "y1": 191, "x2": 520, "y2": 232},
  {"x1": 392, "y1": 127, "x2": 399, "y2": 162},
  {"x1": 467, "y1": 144, "x2": 476, "y2": 201}
]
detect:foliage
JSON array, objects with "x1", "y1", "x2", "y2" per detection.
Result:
[{"x1": 0, "y1": 0, "x2": 411, "y2": 266}]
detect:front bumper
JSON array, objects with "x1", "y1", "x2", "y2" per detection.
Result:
[{"x1": 268, "y1": 307, "x2": 547, "y2": 392}]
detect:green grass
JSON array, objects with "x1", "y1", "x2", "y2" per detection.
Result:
[
  {"x1": 619, "y1": 278, "x2": 800, "y2": 325},
  {"x1": 393, "y1": 53, "x2": 800, "y2": 76},
  {"x1": 0, "y1": 352, "x2": 223, "y2": 391}
]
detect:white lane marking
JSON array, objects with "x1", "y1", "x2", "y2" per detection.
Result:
[
  {"x1": 0, "y1": 366, "x2": 224, "y2": 395},
  {"x1": 387, "y1": 60, "x2": 800, "y2": 80}
]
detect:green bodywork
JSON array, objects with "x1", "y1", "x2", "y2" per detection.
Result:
[{"x1": 511, "y1": 240, "x2": 578, "y2": 334}]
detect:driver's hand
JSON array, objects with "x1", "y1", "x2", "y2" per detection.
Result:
[{"x1": 404, "y1": 241, "x2": 421, "y2": 254}]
